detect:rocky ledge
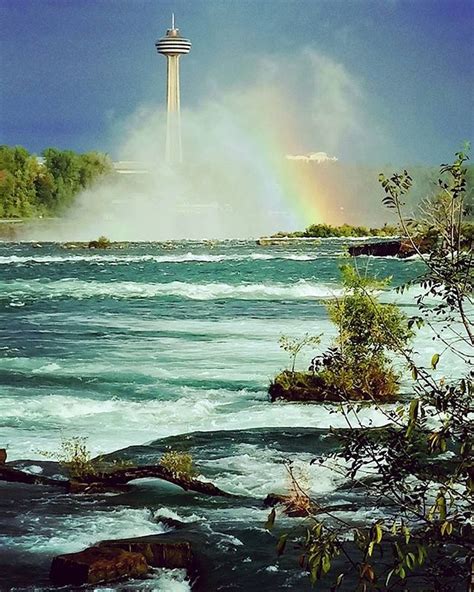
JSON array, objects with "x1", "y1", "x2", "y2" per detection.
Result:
[
  {"x1": 50, "y1": 534, "x2": 203, "y2": 588},
  {"x1": 348, "y1": 238, "x2": 429, "y2": 258}
]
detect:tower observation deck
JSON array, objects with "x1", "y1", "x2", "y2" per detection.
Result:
[{"x1": 155, "y1": 15, "x2": 192, "y2": 163}]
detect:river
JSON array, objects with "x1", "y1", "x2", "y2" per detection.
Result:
[{"x1": 0, "y1": 240, "x2": 462, "y2": 591}]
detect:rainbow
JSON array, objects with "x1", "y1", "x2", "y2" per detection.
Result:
[{"x1": 224, "y1": 89, "x2": 345, "y2": 230}]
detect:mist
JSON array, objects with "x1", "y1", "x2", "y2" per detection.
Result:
[{"x1": 29, "y1": 49, "x2": 398, "y2": 241}]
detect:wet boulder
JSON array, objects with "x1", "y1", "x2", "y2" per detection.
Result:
[
  {"x1": 98, "y1": 534, "x2": 207, "y2": 589},
  {"x1": 154, "y1": 514, "x2": 188, "y2": 529},
  {"x1": 50, "y1": 546, "x2": 148, "y2": 585},
  {"x1": 99, "y1": 536, "x2": 197, "y2": 574}
]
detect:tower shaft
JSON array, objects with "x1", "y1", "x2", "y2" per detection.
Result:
[{"x1": 166, "y1": 55, "x2": 182, "y2": 162}]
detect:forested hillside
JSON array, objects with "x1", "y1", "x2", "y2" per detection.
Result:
[{"x1": 0, "y1": 145, "x2": 112, "y2": 219}]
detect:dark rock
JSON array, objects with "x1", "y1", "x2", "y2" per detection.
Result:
[
  {"x1": 348, "y1": 238, "x2": 432, "y2": 258},
  {"x1": 98, "y1": 534, "x2": 208, "y2": 589},
  {"x1": 263, "y1": 493, "x2": 290, "y2": 507},
  {"x1": 49, "y1": 546, "x2": 148, "y2": 585},
  {"x1": 348, "y1": 240, "x2": 403, "y2": 257},
  {"x1": 0, "y1": 449, "x2": 6, "y2": 465},
  {"x1": 154, "y1": 515, "x2": 188, "y2": 530},
  {"x1": 0, "y1": 464, "x2": 69, "y2": 488},
  {"x1": 99, "y1": 537, "x2": 197, "y2": 573},
  {"x1": 67, "y1": 480, "x2": 129, "y2": 494}
]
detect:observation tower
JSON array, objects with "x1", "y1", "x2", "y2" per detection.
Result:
[{"x1": 155, "y1": 14, "x2": 192, "y2": 164}]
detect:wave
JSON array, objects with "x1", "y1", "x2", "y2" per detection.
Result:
[
  {"x1": 1, "y1": 278, "x2": 342, "y2": 301},
  {"x1": 2, "y1": 507, "x2": 163, "y2": 555},
  {"x1": 0, "y1": 252, "x2": 323, "y2": 265}
]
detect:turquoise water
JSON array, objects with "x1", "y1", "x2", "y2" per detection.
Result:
[{"x1": 0, "y1": 240, "x2": 458, "y2": 591}]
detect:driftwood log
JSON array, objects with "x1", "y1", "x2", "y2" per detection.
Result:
[
  {"x1": 0, "y1": 465, "x2": 69, "y2": 489},
  {"x1": 0, "y1": 463, "x2": 232, "y2": 497}
]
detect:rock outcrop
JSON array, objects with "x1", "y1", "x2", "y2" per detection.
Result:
[
  {"x1": 99, "y1": 536, "x2": 198, "y2": 575},
  {"x1": 50, "y1": 535, "x2": 203, "y2": 588},
  {"x1": 348, "y1": 238, "x2": 431, "y2": 258},
  {"x1": 50, "y1": 546, "x2": 148, "y2": 585}
]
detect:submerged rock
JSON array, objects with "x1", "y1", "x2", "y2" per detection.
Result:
[
  {"x1": 154, "y1": 514, "x2": 188, "y2": 530},
  {"x1": 50, "y1": 546, "x2": 148, "y2": 585}
]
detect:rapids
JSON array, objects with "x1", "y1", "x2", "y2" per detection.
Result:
[{"x1": 0, "y1": 240, "x2": 464, "y2": 590}]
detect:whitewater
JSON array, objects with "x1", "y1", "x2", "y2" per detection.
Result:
[{"x1": 0, "y1": 239, "x2": 459, "y2": 591}]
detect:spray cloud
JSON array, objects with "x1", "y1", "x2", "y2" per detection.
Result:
[{"x1": 33, "y1": 49, "x2": 387, "y2": 241}]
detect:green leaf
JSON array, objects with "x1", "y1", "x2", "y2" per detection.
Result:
[
  {"x1": 431, "y1": 353, "x2": 440, "y2": 369},
  {"x1": 411, "y1": 366, "x2": 418, "y2": 380},
  {"x1": 409, "y1": 399, "x2": 419, "y2": 421},
  {"x1": 265, "y1": 508, "x2": 276, "y2": 530},
  {"x1": 386, "y1": 568, "x2": 395, "y2": 586},
  {"x1": 437, "y1": 494, "x2": 447, "y2": 520},
  {"x1": 402, "y1": 526, "x2": 411, "y2": 544},
  {"x1": 406, "y1": 552, "x2": 416, "y2": 570},
  {"x1": 276, "y1": 534, "x2": 287, "y2": 556},
  {"x1": 374, "y1": 523, "x2": 383, "y2": 544},
  {"x1": 322, "y1": 554, "x2": 331, "y2": 574}
]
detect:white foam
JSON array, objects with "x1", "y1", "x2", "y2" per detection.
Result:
[
  {"x1": 0, "y1": 251, "x2": 321, "y2": 265},
  {"x1": 93, "y1": 568, "x2": 191, "y2": 592},
  {"x1": 1, "y1": 278, "x2": 342, "y2": 301},
  {"x1": 200, "y1": 443, "x2": 345, "y2": 497},
  {"x1": 0, "y1": 388, "x2": 394, "y2": 466},
  {"x1": 1, "y1": 507, "x2": 163, "y2": 555}
]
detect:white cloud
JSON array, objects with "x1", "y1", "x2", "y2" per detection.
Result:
[{"x1": 286, "y1": 151, "x2": 338, "y2": 163}]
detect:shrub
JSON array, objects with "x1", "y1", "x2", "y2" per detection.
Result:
[
  {"x1": 88, "y1": 235, "x2": 111, "y2": 249},
  {"x1": 271, "y1": 264, "x2": 413, "y2": 402},
  {"x1": 40, "y1": 436, "x2": 98, "y2": 480},
  {"x1": 159, "y1": 450, "x2": 196, "y2": 478},
  {"x1": 279, "y1": 333, "x2": 322, "y2": 373}
]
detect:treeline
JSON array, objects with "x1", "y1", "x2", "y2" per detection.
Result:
[
  {"x1": 0, "y1": 145, "x2": 113, "y2": 219},
  {"x1": 272, "y1": 222, "x2": 400, "y2": 239}
]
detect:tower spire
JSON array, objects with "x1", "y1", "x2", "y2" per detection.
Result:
[{"x1": 171, "y1": 13, "x2": 175, "y2": 30}]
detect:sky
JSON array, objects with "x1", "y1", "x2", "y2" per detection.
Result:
[{"x1": 0, "y1": 0, "x2": 473, "y2": 165}]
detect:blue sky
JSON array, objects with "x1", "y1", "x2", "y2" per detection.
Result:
[{"x1": 1, "y1": 0, "x2": 473, "y2": 164}]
